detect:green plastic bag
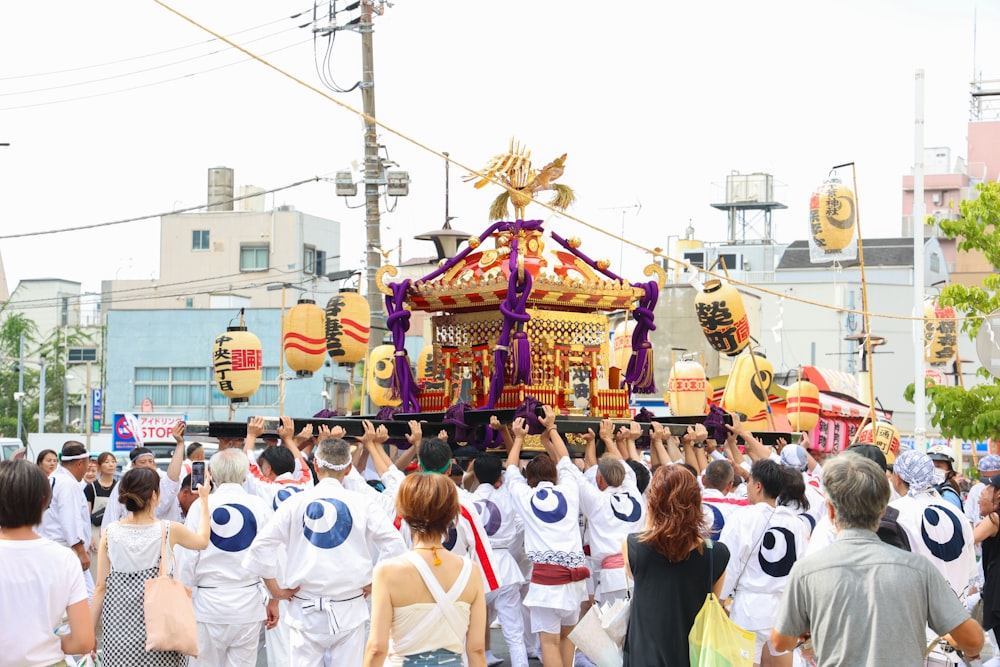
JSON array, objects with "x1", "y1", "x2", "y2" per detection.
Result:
[{"x1": 688, "y1": 593, "x2": 755, "y2": 667}]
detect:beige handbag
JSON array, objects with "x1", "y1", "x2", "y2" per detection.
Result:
[{"x1": 144, "y1": 522, "x2": 199, "y2": 657}]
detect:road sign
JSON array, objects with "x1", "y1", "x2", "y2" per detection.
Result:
[
  {"x1": 92, "y1": 388, "x2": 102, "y2": 433},
  {"x1": 112, "y1": 412, "x2": 183, "y2": 451}
]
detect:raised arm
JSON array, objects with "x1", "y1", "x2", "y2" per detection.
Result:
[
  {"x1": 648, "y1": 421, "x2": 666, "y2": 467},
  {"x1": 538, "y1": 405, "x2": 570, "y2": 460},
  {"x1": 621, "y1": 421, "x2": 641, "y2": 461},
  {"x1": 244, "y1": 416, "x2": 265, "y2": 455},
  {"x1": 506, "y1": 417, "x2": 526, "y2": 469},
  {"x1": 166, "y1": 421, "x2": 186, "y2": 483},
  {"x1": 726, "y1": 412, "x2": 769, "y2": 462},
  {"x1": 361, "y1": 420, "x2": 393, "y2": 477},
  {"x1": 582, "y1": 427, "x2": 598, "y2": 470}
]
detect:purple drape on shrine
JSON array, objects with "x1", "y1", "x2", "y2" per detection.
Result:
[{"x1": 385, "y1": 279, "x2": 420, "y2": 413}]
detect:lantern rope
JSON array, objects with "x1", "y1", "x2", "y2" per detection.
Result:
[{"x1": 151, "y1": 1, "x2": 983, "y2": 328}]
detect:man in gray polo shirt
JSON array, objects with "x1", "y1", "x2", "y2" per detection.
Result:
[{"x1": 771, "y1": 452, "x2": 983, "y2": 665}]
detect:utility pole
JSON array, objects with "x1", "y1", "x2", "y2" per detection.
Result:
[
  {"x1": 15, "y1": 334, "x2": 24, "y2": 442},
  {"x1": 38, "y1": 356, "x2": 46, "y2": 434},
  {"x1": 361, "y1": 0, "x2": 383, "y2": 414}
]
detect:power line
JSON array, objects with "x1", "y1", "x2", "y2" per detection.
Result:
[
  {"x1": 0, "y1": 176, "x2": 322, "y2": 240},
  {"x1": 0, "y1": 5, "x2": 315, "y2": 82}
]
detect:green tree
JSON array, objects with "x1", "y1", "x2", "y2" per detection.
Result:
[
  {"x1": 0, "y1": 312, "x2": 39, "y2": 440},
  {"x1": 906, "y1": 181, "x2": 1000, "y2": 441}
]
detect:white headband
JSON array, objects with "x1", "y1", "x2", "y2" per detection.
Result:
[
  {"x1": 60, "y1": 452, "x2": 89, "y2": 462},
  {"x1": 315, "y1": 457, "x2": 351, "y2": 471}
]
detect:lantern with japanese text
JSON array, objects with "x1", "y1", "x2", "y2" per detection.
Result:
[
  {"x1": 785, "y1": 380, "x2": 820, "y2": 432},
  {"x1": 325, "y1": 289, "x2": 371, "y2": 365},
  {"x1": 416, "y1": 345, "x2": 435, "y2": 385},
  {"x1": 367, "y1": 344, "x2": 401, "y2": 407},
  {"x1": 694, "y1": 280, "x2": 750, "y2": 356},
  {"x1": 283, "y1": 298, "x2": 326, "y2": 378},
  {"x1": 856, "y1": 421, "x2": 900, "y2": 464},
  {"x1": 809, "y1": 177, "x2": 856, "y2": 253},
  {"x1": 720, "y1": 352, "x2": 773, "y2": 421},
  {"x1": 924, "y1": 300, "x2": 957, "y2": 365},
  {"x1": 213, "y1": 326, "x2": 262, "y2": 403},
  {"x1": 612, "y1": 320, "x2": 635, "y2": 370},
  {"x1": 667, "y1": 358, "x2": 708, "y2": 416}
]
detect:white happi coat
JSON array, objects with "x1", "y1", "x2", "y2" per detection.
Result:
[
  {"x1": 471, "y1": 478, "x2": 525, "y2": 589},
  {"x1": 342, "y1": 464, "x2": 404, "y2": 519},
  {"x1": 719, "y1": 503, "x2": 809, "y2": 632},
  {"x1": 39, "y1": 465, "x2": 91, "y2": 550},
  {"x1": 178, "y1": 483, "x2": 273, "y2": 623},
  {"x1": 243, "y1": 476, "x2": 406, "y2": 601},
  {"x1": 505, "y1": 457, "x2": 587, "y2": 612},
  {"x1": 890, "y1": 489, "x2": 975, "y2": 597},
  {"x1": 701, "y1": 488, "x2": 748, "y2": 541},
  {"x1": 101, "y1": 468, "x2": 181, "y2": 531},
  {"x1": 566, "y1": 460, "x2": 644, "y2": 597}
]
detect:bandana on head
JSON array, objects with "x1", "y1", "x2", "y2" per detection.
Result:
[
  {"x1": 315, "y1": 457, "x2": 351, "y2": 471},
  {"x1": 59, "y1": 452, "x2": 89, "y2": 462},
  {"x1": 979, "y1": 455, "x2": 1000, "y2": 475},
  {"x1": 894, "y1": 450, "x2": 936, "y2": 496},
  {"x1": 780, "y1": 444, "x2": 809, "y2": 471}
]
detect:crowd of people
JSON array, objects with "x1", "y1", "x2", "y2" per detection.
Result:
[{"x1": 2, "y1": 405, "x2": 1000, "y2": 667}]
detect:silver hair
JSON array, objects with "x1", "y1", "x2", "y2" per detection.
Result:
[
  {"x1": 597, "y1": 455, "x2": 625, "y2": 487},
  {"x1": 210, "y1": 449, "x2": 249, "y2": 485},
  {"x1": 315, "y1": 438, "x2": 352, "y2": 473},
  {"x1": 823, "y1": 452, "x2": 891, "y2": 532}
]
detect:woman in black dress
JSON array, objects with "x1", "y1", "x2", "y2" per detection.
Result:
[
  {"x1": 974, "y1": 473, "x2": 1000, "y2": 649},
  {"x1": 623, "y1": 465, "x2": 730, "y2": 667}
]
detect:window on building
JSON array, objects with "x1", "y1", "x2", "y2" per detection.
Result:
[
  {"x1": 303, "y1": 246, "x2": 316, "y2": 274},
  {"x1": 61, "y1": 297, "x2": 69, "y2": 327},
  {"x1": 185, "y1": 298, "x2": 193, "y2": 308},
  {"x1": 316, "y1": 250, "x2": 327, "y2": 277},
  {"x1": 133, "y1": 366, "x2": 208, "y2": 407},
  {"x1": 192, "y1": 230, "x2": 210, "y2": 251},
  {"x1": 68, "y1": 347, "x2": 98, "y2": 363},
  {"x1": 240, "y1": 244, "x2": 269, "y2": 272},
  {"x1": 210, "y1": 366, "x2": 280, "y2": 406},
  {"x1": 929, "y1": 253, "x2": 941, "y2": 273}
]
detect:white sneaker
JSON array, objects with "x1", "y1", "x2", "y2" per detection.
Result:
[{"x1": 485, "y1": 651, "x2": 504, "y2": 666}]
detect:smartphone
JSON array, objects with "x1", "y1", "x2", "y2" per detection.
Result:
[
  {"x1": 534, "y1": 405, "x2": 547, "y2": 419},
  {"x1": 190, "y1": 461, "x2": 206, "y2": 489}
]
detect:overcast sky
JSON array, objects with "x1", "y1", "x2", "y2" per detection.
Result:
[{"x1": 1, "y1": 0, "x2": 997, "y2": 298}]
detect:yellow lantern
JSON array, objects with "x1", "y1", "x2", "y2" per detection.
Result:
[
  {"x1": 720, "y1": 353, "x2": 773, "y2": 420},
  {"x1": 694, "y1": 280, "x2": 750, "y2": 356},
  {"x1": 416, "y1": 345, "x2": 435, "y2": 384},
  {"x1": 325, "y1": 289, "x2": 371, "y2": 364},
  {"x1": 924, "y1": 300, "x2": 957, "y2": 365},
  {"x1": 856, "y1": 421, "x2": 900, "y2": 464},
  {"x1": 785, "y1": 380, "x2": 820, "y2": 432},
  {"x1": 283, "y1": 299, "x2": 326, "y2": 378},
  {"x1": 367, "y1": 344, "x2": 401, "y2": 407},
  {"x1": 809, "y1": 178, "x2": 856, "y2": 253},
  {"x1": 612, "y1": 320, "x2": 635, "y2": 370},
  {"x1": 213, "y1": 326, "x2": 262, "y2": 403},
  {"x1": 667, "y1": 359, "x2": 707, "y2": 416}
]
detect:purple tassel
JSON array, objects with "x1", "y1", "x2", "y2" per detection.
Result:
[
  {"x1": 511, "y1": 330, "x2": 532, "y2": 384},
  {"x1": 384, "y1": 281, "x2": 420, "y2": 412},
  {"x1": 623, "y1": 280, "x2": 659, "y2": 394}
]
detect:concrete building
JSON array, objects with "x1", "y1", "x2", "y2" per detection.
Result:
[{"x1": 101, "y1": 167, "x2": 344, "y2": 312}]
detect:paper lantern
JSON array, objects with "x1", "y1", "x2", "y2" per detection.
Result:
[
  {"x1": 325, "y1": 289, "x2": 371, "y2": 364},
  {"x1": 694, "y1": 280, "x2": 750, "y2": 356},
  {"x1": 923, "y1": 300, "x2": 957, "y2": 365},
  {"x1": 612, "y1": 320, "x2": 635, "y2": 369},
  {"x1": 809, "y1": 178, "x2": 856, "y2": 253},
  {"x1": 416, "y1": 345, "x2": 435, "y2": 384},
  {"x1": 720, "y1": 353, "x2": 773, "y2": 421},
  {"x1": 213, "y1": 326, "x2": 262, "y2": 403},
  {"x1": 283, "y1": 299, "x2": 326, "y2": 378},
  {"x1": 785, "y1": 380, "x2": 820, "y2": 432},
  {"x1": 667, "y1": 359, "x2": 707, "y2": 416},
  {"x1": 856, "y1": 421, "x2": 900, "y2": 464},
  {"x1": 367, "y1": 344, "x2": 401, "y2": 407}
]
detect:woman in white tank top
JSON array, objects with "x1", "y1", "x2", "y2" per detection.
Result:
[{"x1": 364, "y1": 472, "x2": 487, "y2": 667}]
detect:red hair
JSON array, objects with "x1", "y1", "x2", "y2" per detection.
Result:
[{"x1": 640, "y1": 465, "x2": 705, "y2": 562}]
